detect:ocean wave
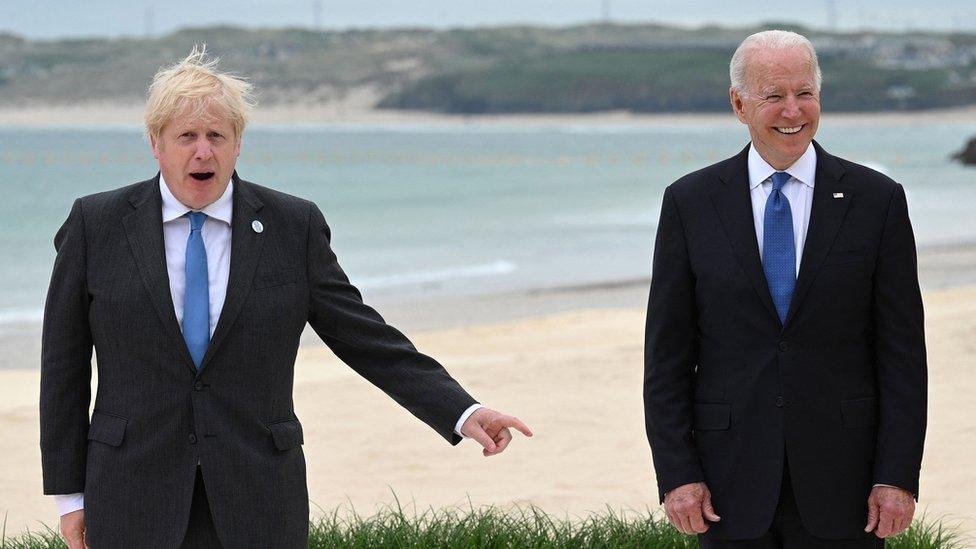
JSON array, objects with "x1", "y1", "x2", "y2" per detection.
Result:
[
  {"x1": 355, "y1": 260, "x2": 516, "y2": 289},
  {"x1": 546, "y1": 212, "x2": 658, "y2": 229},
  {"x1": 0, "y1": 307, "x2": 44, "y2": 324}
]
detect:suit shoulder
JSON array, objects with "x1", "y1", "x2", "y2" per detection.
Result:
[
  {"x1": 666, "y1": 156, "x2": 735, "y2": 198},
  {"x1": 236, "y1": 179, "x2": 324, "y2": 236},
  {"x1": 74, "y1": 179, "x2": 155, "y2": 219},
  {"x1": 77, "y1": 180, "x2": 145, "y2": 204},
  {"x1": 238, "y1": 179, "x2": 315, "y2": 213},
  {"x1": 832, "y1": 155, "x2": 901, "y2": 196}
]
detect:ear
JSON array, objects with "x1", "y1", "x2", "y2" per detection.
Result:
[
  {"x1": 150, "y1": 134, "x2": 161, "y2": 160},
  {"x1": 729, "y1": 87, "x2": 748, "y2": 124},
  {"x1": 234, "y1": 135, "x2": 241, "y2": 158}
]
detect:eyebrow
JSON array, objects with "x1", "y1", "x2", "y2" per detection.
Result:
[{"x1": 756, "y1": 84, "x2": 816, "y2": 96}]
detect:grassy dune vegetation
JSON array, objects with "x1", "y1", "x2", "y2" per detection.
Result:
[
  {"x1": 379, "y1": 49, "x2": 976, "y2": 113},
  {"x1": 2, "y1": 23, "x2": 975, "y2": 113},
  {"x1": 2, "y1": 506, "x2": 967, "y2": 548}
]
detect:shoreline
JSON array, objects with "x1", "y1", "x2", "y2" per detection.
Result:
[
  {"x1": 2, "y1": 103, "x2": 976, "y2": 129},
  {"x1": 3, "y1": 239, "x2": 976, "y2": 371}
]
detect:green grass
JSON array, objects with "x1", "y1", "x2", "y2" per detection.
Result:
[
  {"x1": 1, "y1": 506, "x2": 967, "y2": 548},
  {"x1": 308, "y1": 502, "x2": 697, "y2": 548}
]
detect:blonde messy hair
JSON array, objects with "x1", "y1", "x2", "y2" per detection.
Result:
[{"x1": 144, "y1": 45, "x2": 256, "y2": 142}]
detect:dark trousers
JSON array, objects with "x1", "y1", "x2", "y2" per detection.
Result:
[
  {"x1": 179, "y1": 466, "x2": 223, "y2": 549},
  {"x1": 699, "y1": 462, "x2": 884, "y2": 549}
]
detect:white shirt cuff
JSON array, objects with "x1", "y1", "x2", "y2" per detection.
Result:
[
  {"x1": 54, "y1": 493, "x2": 85, "y2": 516},
  {"x1": 454, "y1": 403, "x2": 484, "y2": 438}
]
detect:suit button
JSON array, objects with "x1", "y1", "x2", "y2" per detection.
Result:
[
  {"x1": 194, "y1": 381, "x2": 203, "y2": 391},
  {"x1": 775, "y1": 396, "x2": 784, "y2": 407},
  {"x1": 778, "y1": 341, "x2": 789, "y2": 352},
  {"x1": 188, "y1": 433, "x2": 197, "y2": 444}
]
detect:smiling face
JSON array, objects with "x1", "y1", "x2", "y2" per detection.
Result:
[
  {"x1": 730, "y1": 46, "x2": 821, "y2": 170},
  {"x1": 151, "y1": 102, "x2": 241, "y2": 210}
]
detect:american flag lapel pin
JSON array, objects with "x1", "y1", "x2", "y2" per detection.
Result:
[{"x1": 832, "y1": 192, "x2": 844, "y2": 199}]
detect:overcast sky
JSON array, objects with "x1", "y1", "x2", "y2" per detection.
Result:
[{"x1": 5, "y1": 0, "x2": 976, "y2": 40}]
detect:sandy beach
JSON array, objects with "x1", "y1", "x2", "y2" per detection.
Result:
[
  {"x1": 1, "y1": 249, "x2": 974, "y2": 539},
  {"x1": 2, "y1": 102, "x2": 976, "y2": 130}
]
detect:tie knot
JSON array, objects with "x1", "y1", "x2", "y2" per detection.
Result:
[
  {"x1": 187, "y1": 211, "x2": 208, "y2": 232},
  {"x1": 771, "y1": 172, "x2": 791, "y2": 192}
]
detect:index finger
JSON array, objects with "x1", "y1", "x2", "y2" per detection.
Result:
[{"x1": 495, "y1": 416, "x2": 533, "y2": 437}]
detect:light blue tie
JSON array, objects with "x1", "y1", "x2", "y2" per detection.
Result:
[
  {"x1": 183, "y1": 212, "x2": 210, "y2": 369},
  {"x1": 763, "y1": 172, "x2": 796, "y2": 324}
]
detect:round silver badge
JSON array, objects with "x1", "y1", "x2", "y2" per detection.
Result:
[{"x1": 252, "y1": 220, "x2": 264, "y2": 234}]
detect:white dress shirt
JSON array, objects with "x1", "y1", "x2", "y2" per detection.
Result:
[
  {"x1": 748, "y1": 143, "x2": 817, "y2": 276},
  {"x1": 160, "y1": 176, "x2": 234, "y2": 338},
  {"x1": 54, "y1": 176, "x2": 481, "y2": 516}
]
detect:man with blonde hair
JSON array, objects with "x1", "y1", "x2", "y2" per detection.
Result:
[
  {"x1": 41, "y1": 47, "x2": 531, "y2": 548},
  {"x1": 644, "y1": 30, "x2": 925, "y2": 547}
]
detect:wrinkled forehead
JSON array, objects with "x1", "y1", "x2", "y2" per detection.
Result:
[{"x1": 745, "y1": 47, "x2": 818, "y2": 92}]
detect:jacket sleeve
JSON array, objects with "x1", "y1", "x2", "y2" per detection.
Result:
[
  {"x1": 40, "y1": 198, "x2": 94, "y2": 495},
  {"x1": 644, "y1": 186, "x2": 704, "y2": 503},
  {"x1": 304, "y1": 202, "x2": 477, "y2": 444},
  {"x1": 871, "y1": 183, "x2": 927, "y2": 497}
]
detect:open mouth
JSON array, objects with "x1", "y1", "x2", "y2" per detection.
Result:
[
  {"x1": 774, "y1": 125, "x2": 804, "y2": 135},
  {"x1": 189, "y1": 172, "x2": 215, "y2": 181}
]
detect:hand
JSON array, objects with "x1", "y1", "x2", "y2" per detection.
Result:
[
  {"x1": 460, "y1": 407, "x2": 532, "y2": 456},
  {"x1": 60, "y1": 509, "x2": 87, "y2": 549},
  {"x1": 865, "y1": 485, "x2": 915, "y2": 538},
  {"x1": 664, "y1": 481, "x2": 721, "y2": 535}
]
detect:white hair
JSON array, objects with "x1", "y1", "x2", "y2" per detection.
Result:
[{"x1": 729, "y1": 30, "x2": 822, "y2": 94}]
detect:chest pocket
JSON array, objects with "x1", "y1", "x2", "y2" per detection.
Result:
[
  {"x1": 823, "y1": 248, "x2": 865, "y2": 267},
  {"x1": 254, "y1": 268, "x2": 297, "y2": 289}
]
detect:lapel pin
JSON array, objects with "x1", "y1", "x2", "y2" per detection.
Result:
[
  {"x1": 832, "y1": 192, "x2": 844, "y2": 199},
  {"x1": 252, "y1": 220, "x2": 264, "y2": 234}
]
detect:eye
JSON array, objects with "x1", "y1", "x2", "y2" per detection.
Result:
[{"x1": 766, "y1": 94, "x2": 782, "y2": 101}]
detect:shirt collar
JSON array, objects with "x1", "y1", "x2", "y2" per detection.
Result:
[
  {"x1": 747, "y1": 143, "x2": 817, "y2": 190},
  {"x1": 159, "y1": 174, "x2": 234, "y2": 225}
]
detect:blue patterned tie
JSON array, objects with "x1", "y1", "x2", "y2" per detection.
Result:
[
  {"x1": 763, "y1": 172, "x2": 796, "y2": 324},
  {"x1": 183, "y1": 212, "x2": 210, "y2": 369}
]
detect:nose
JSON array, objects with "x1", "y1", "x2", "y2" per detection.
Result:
[
  {"x1": 194, "y1": 139, "x2": 214, "y2": 160},
  {"x1": 781, "y1": 96, "x2": 801, "y2": 119}
]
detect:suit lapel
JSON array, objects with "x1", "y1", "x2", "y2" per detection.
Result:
[
  {"x1": 708, "y1": 145, "x2": 781, "y2": 324},
  {"x1": 122, "y1": 176, "x2": 198, "y2": 372},
  {"x1": 783, "y1": 142, "x2": 852, "y2": 327},
  {"x1": 199, "y1": 174, "x2": 265, "y2": 371}
]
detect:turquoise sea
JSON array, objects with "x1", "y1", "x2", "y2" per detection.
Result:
[{"x1": 1, "y1": 119, "x2": 975, "y2": 328}]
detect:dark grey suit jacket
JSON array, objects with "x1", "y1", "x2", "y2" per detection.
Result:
[{"x1": 40, "y1": 173, "x2": 477, "y2": 548}]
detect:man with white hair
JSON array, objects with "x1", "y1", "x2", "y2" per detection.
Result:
[
  {"x1": 40, "y1": 47, "x2": 531, "y2": 548},
  {"x1": 644, "y1": 30, "x2": 925, "y2": 547}
]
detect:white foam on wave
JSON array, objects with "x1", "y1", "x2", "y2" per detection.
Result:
[
  {"x1": 356, "y1": 260, "x2": 516, "y2": 289},
  {"x1": 861, "y1": 161, "x2": 889, "y2": 175},
  {"x1": 0, "y1": 307, "x2": 44, "y2": 324},
  {"x1": 547, "y1": 211, "x2": 657, "y2": 228}
]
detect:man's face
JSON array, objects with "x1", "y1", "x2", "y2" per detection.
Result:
[
  {"x1": 730, "y1": 47, "x2": 821, "y2": 170},
  {"x1": 151, "y1": 103, "x2": 241, "y2": 210}
]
